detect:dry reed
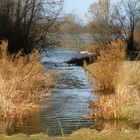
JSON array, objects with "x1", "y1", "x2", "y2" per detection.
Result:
[
  {"x1": 89, "y1": 42, "x2": 140, "y2": 122},
  {"x1": 89, "y1": 41, "x2": 126, "y2": 92},
  {"x1": 114, "y1": 62, "x2": 140, "y2": 122},
  {"x1": 0, "y1": 41, "x2": 53, "y2": 120}
]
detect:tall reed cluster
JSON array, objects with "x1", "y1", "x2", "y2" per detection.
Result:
[
  {"x1": 89, "y1": 41, "x2": 126, "y2": 91},
  {"x1": 87, "y1": 41, "x2": 140, "y2": 122},
  {"x1": 0, "y1": 41, "x2": 53, "y2": 120}
]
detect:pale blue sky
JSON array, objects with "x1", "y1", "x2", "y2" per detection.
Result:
[{"x1": 63, "y1": 0, "x2": 93, "y2": 23}]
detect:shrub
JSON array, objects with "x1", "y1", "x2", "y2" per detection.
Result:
[{"x1": 0, "y1": 41, "x2": 53, "y2": 120}]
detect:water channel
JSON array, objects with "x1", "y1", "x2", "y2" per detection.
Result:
[{"x1": 5, "y1": 47, "x2": 96, "y2": 136}]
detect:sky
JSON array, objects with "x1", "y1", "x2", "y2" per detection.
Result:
[{"x1": 63, "y1": 0, "x2": 93, "y2": 23}]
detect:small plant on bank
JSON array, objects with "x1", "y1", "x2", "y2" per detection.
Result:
[{"x1": 0, "y1": 41, "x2": 53, "y2": 120}]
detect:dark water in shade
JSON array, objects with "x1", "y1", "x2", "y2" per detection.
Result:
[{"x1": 3, "y1": 48, "x2": 96, "y2": 136}]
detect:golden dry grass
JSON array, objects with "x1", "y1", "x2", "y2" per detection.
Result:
[
  {"x1": 0, "y1": 41, "x2": 53, "y2": 120},
  {"x1": 114, "y1": 61, "x2": 140, "y2": 122},
  {"x1": 85, "y1": 41, "x2": 140, "y2": 122},
  {"x1": 85, "y1": 41, "x2": 126, "y2": 92}
]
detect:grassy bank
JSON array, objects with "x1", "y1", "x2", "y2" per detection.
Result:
[
  {"x1": 0, "y1": 128, "x2": 139, "y2": 140},
  {"x1": 0, "y1": 41, "x2": 53, "y2": 120}
]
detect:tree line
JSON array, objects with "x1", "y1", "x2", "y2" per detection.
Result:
[
  {"x1": 0, "y1": 0, "x2": 140, "y2": 58},
  {"x1": 0, "y1": 0, "x2": 63, "y2": 53},
  {"x1": 60, "y1": 0, "x2": 140, "y2": 58},
  {"x1": 87, "y1": 0, "x2": 140, "y2": 58}
]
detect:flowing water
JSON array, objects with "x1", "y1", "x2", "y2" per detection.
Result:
[{"x1": 4, "y1": 48, "x2": 96, "y2": 136}]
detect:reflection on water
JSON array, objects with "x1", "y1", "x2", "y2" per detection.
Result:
[{"x1": 0, "y1": 48, "x2": 96, "y2": 136}]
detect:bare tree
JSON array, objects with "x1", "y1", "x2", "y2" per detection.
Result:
[
  {"x1": 114, "y1": 0, "x2": 140, "y2": 58},
  {"x1": 0, "y1": 0, "x2": 63, "y2": 53},
  {"x1": 60, "y1": 13, "x2": 84, "y2": 34},
  {"x1": 88, "y1": 0, "x2": 119, "y2": 42},
  {"x1": 88, "y1": 0, "x2": 140, "y2": 58}
]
